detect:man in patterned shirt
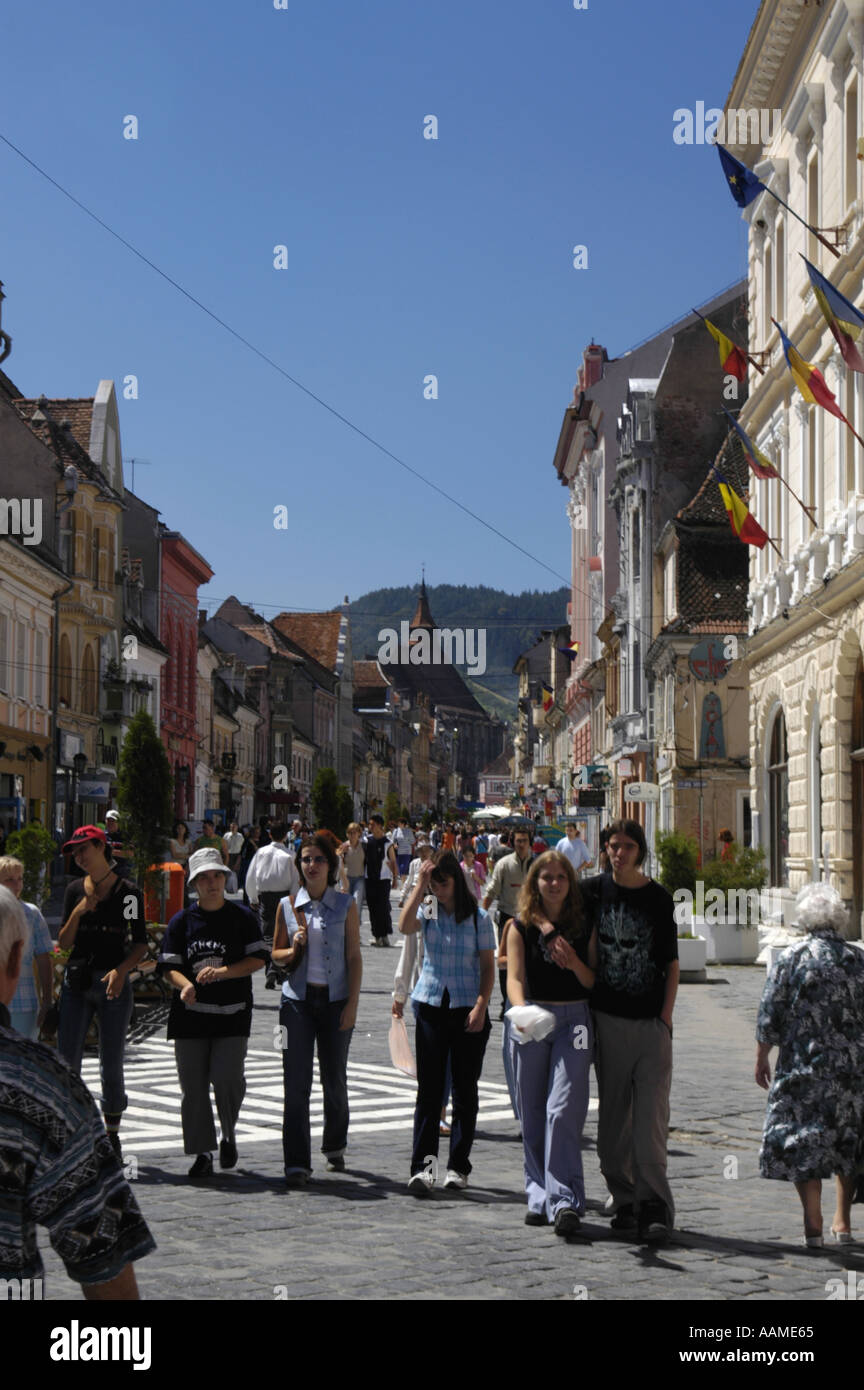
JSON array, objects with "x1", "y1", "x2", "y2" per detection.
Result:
[{"x1": 0, "y1": 884, "x2": 155, "y2": 1297}]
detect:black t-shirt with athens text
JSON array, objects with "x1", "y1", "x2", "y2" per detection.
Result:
[{"x1": 158, "y1": 900, "x2": 269, "y2": 1039}]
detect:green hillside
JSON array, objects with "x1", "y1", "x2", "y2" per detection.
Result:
[{"x1": 350, "y1": 583, "x2": 569, "y2": 723}]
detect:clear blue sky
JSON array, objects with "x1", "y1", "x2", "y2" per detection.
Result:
[{"x1": 1, "y1": 0, "x2": 757, "y2": 619}]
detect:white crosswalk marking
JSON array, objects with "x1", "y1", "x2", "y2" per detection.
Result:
[{"x1": 80, "y1": 1038, "x2": 525, "y2": 1154}]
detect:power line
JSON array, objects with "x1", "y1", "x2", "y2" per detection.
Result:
[{"x1": 0, "y1": 130, "x2": 568, "y2": 585}]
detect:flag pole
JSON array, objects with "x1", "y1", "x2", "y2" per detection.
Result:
[
  {"x1": 762, "y1": 188, "x2": 840, "y2": 259},
  {"x1": 777, "y1": 472, "x2": 817, "y2": 528}
]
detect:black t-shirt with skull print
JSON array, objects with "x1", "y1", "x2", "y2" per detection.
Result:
[{"x1": 579, "y1": 873, "x2": 677, "y2": 1018}]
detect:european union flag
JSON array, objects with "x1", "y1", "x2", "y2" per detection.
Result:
[{"x1": 717, "y1": 144, "x2": 766, "y2": 208}]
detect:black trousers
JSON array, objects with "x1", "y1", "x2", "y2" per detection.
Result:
[
  {"x1": 365, "y1": 878, "x2": 392, "y2": 939},
  {"x1": 411, "y1": 994, "x2": 491, "y2": 1176}
]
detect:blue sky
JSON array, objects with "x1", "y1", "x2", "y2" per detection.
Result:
[{"x1": 1, "y1": 0, "x2": 757, "y2": 619}]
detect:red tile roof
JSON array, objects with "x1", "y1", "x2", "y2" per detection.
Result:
[
  {"x1": 14, "y1": 397, "x2": 95, "y2": 455},
  {"x1": 272, "y1": 611, "x2": 344, "y2": 672},
  {"x1": 353, "y1": 660, "x2": 389, "y2": 688}
]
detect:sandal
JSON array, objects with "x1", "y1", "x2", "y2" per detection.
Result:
[
  {"x1": 830, "y1": 1228, "x2": 853, "y2": 1244},
  {"x1": 439, "y1": 1121, "x2": 451, "y2": 1136}
]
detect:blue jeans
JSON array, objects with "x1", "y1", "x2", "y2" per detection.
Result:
[
  {"x1": 514, "y1": 1000, "x2": 593, "y2": 1219},
  {"x1": 57, "y1": 974, "x2": 134, "y2": 1115},
  {"x1": 347, "y1": 875, "x2": 365, "y2": 917},
  {"x1": 280, "y1": 987, "x2": 353, "y2": 1174}
]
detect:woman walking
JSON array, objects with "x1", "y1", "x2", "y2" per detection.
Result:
[
  {"x1": 158, "y1": 847, "x2": 269, "y2": 1179},
  {"x1": 755, "y1": 881, "x2": 864, "y2": 1246},
  {"x1": 272, "y1": 834, "x2": 362, "y2": 1186},
  {"x1": 506, "y1": 852, "x2": 596, "y2": 1233},
  {"x1": 57, "y1": 826, "x2": 148, "y2": 1158},
  {"x1": 338, "y1": 822, "x2": 366, "y2": 920},
  {"x1": 399, "y1": 850, "x2": 495, "y2": 1195},
  {"x1": 459, "y1": 845, "x2": 486, "y2": 902}
]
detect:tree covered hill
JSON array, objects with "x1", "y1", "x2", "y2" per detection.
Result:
[{"x1": 349, "y1": 583, "x2": 569, "y2": 720}]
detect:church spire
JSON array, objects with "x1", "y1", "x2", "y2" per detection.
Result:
[{"x1": 410, "y1": 576, "x2": 435, "y2": 631}]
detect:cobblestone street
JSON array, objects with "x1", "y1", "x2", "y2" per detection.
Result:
[{"x1": 35, "y1": 919, "x2": 864, "y2": 1303}]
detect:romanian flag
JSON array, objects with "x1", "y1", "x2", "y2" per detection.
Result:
[
  {"x1": 721, "y1": 408, "x2": 779, "y2": 480},
  {"x1": 541, "y1": 686, "x2": 554, "y2": 713},
  {"x1": 717, "y1": 145, "x2": 767, "y2": 208},
  {"x1": 701, "y1": 316, "x2": 749, "y2": 381},
  {"x1": 557, "y1": 640, "x2": 580, "y2": 661},
  {"x1": 773, "y1": 319, "x2": 851, "y2": 422},
  {"x1": 715, "y1": 470, "x2": 768, "y2": 549},
  {"x1": 802, "y1": 256, "x2": 864, "y2": 374}
]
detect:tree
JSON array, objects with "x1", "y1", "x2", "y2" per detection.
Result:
[
  {"x1": 335, "y1": 786, "x2": 354, "y2": 840},
  {"x1": 311, "y1": 768, "x2": 340, "y2": 835},
  {"x1": 116, "y1": 709, "x2": 173, "y2": 897},
  {"x1": 6, "y1": 823, "x2": 57, "y2": 908},
  {"x1": 383, "y1": 791, "x2": 401, "y2": 824}
]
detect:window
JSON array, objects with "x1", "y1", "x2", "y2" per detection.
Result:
[
  {"x1": 59, "y1": 633, "x2": 72, "y2": 706},
  {"x1": 635, "y1": 401, "x2": 653, "y2": 442},
  {"x1": 0, "y1": 613, "x2": 8, "y2": 692},
  {"x1": 763, "y1": 241, "x2": 773, "y2": 344},
  {"x1": 663, "y1": 552, "x2": 676, "y2": 623},
  {"x1": 81, "y1": 645, "x2": 97, "y2": 716},
  {"x1": 846, "y1": 76, "x2": 859, "y2": 210},
  {"x1": 646, "y1": 687, "x2": 655, "y2": 740},
  {"x1": 35, "y1": 630, "x2": 46, "y2": 706},
  {"x1": 809, "y1": 713, "x2": 822, "y2": 881},
  {"x1": 807, "y1": 151, "x2": 820, "y2": 265},
  {"x1": 774, "y1": 220, "x2": 785, "y2": 321},
  {"x1": 768, "y1": 710, "x2": 789, "y2": 888},
  {"x1": 15, "y1": 623, "x2": 27, "y2": 700}
]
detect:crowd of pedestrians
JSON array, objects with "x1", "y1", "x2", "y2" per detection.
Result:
[{"x1": 3, "y1": 807, "x2": 864, "y2": 1299}]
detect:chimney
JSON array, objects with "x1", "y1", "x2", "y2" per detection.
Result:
[{"x1": 578, "y1": 343, "x2": 606, "y2": 392}]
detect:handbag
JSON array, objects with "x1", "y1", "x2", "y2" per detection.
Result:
[{"x1": 64, "y1": 958, "x2": 93, "y2": 995}]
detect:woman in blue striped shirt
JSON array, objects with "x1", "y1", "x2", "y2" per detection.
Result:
[{"x1": 399, "y1": 851, "x2": 496, "y2": 1196}]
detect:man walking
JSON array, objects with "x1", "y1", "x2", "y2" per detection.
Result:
[
  {"x1": 393, "y1": 817, "x2": 416, "y2": 877},
  {"x1": 579, "y1": 819, "x2": 679, "y2": 1244},
  {"x1": 482, "y1": 828, "x2": 534, "y2": 929},
  {"x1": 363, "y1": 814, "x2": 400, "y2": 947},
  {"x1": 555, "y1": 823, "x2": 594, "y2": 878},
  {"x1": 194, "y1": 819, "x2": 228, "y2": 864},
  {"x1": 244, "y1": 821, "x2": 300, "y2": 988}
]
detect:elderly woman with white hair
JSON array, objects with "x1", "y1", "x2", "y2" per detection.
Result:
[{"x1": 755, "y1": 881, "x2": 864, "y2": 1247}]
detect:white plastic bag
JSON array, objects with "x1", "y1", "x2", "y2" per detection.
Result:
[
  {"x1": 506, "y1": 1004, "x2": 556, "y2": 1044},
  {"x1": 388, "y1": 1014, "x2": 416, "y2": 1076}
]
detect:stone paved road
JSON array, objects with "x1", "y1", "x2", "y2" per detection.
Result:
[{"x1": 35, "y1": 902, "x2": 864, "y2": 1301}]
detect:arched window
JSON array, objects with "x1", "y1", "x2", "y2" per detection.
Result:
[
  {"x1": 768, "y1": 710, "x2": 789, "y2": 888},
  {"x1": 164, "y1": 618, "x2": 174, "y2": 705},
  {"x1": 81, "y1": 645, "x2": 97, "y2": 716},
  {"x1": 809, "y1": 712, "x2": 822, "y2": 881},
  {"x1": 58, "y1": 632, "x2": 72, "y2": 706}
]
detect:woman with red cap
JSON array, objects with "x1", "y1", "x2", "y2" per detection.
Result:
[{"x1": 56, "y1": 825, "x2": 147, "y2": 1158}]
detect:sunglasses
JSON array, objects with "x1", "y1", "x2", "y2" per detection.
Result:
[{"x1": 301, "y1": 855, "x2": 328, "y2": 866}]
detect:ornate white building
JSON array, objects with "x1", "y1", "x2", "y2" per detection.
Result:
[{"x1": 731, "y1": 0, "x2": 864, "y2": 931}]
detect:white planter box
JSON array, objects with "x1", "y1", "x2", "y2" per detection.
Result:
[
  {"x1": 677, "y1": 934, "x2": 707, "y2": 979},
  {"x1": 694, "y1": 916, "x2": 760, "y2": 965}
]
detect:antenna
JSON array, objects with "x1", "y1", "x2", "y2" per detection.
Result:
[{"x1": 123, "y1": 457, "x2": 152, "y2": 493}]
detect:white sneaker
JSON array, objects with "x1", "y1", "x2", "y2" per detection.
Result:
[
  {"x1": 443, "y1": 1170, "x2": 468, "y2": 1190},
  {"x1": 408, "y1": 1171, "x2": 435, "y2": 1197}
]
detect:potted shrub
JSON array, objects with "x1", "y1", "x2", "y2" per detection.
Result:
[
  {"x1": 656, "y1": 832, "x2": 707, "y2": 980},
  {"x1": 698, "y1": 846, "x2": 767, "y2": 964}
]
